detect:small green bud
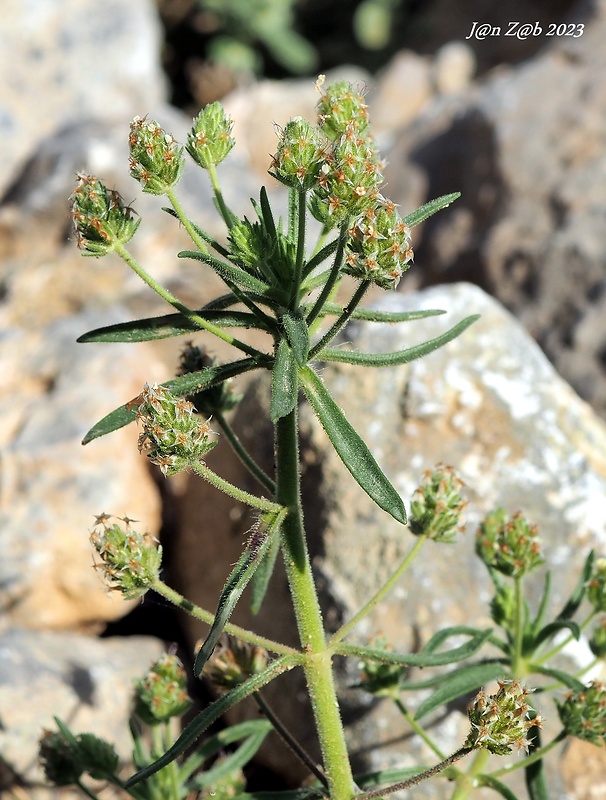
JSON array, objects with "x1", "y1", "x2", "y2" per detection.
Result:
[
  {"x1": 178, "y1": 344, "x2": 242, "y2": 416},
  {"x1": 133, "y1": 383, "x2": 217, "y2": 476},
  {"x1": 476, "y1": 509, "x2": 544, "y2": 577},
  {"x1": 356, "y1": 638, "x2": 406, "y2": 698},
  {"x1": 71, "y1": 173, "x2": 140, "y2": 256},
  {"x1": 589, "y1": 619, "x2": 606, "y2": 659},
  {"x1": 344, "y1": 198, "x2": 414, "y2": 288},
  {"x1": 270, "y1": 117, "x2": 325, "y2": 190},
  {"x1": 202, "y1": 635, "x2": 269, "y2": 693},
  {"x1": 90, "y1": 514, "x2": 162, "y2": 599},
  {"x1": 134, "y1": 653, "x2": 192, "y2": 726},
  {"x1": 74, "y1": 733, "x2": 119, "y2": 780},
  {"x1": 465, "y1": 680, "x2": 542, "y2": 755},
  {"x1": 556, "y1": 681, "x2": 606, "y2": 746},
  {"x1": 187, "y1": 102, "x2": 235, "y2": 169},
  {"x1": 587, "y1": 557, "x2": 606, "y2": 613},
  {"x1": 408, "y1": 464, "x2": 466, "y2": 542},
  {"x1": 316, "y1": 76, "x2": 370, "y2": 141},
  {"x1": 227, "y1": 214, "x2": 295, "y2": 283},
  {"x1": 39, "y1": 730, "x2": 82, "y2": 786},
  {"x1": 128, "y1": 116, "x2": 185, "y2": 194}
]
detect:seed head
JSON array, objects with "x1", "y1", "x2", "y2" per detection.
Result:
[
  {"x1": 316, "y1": 78, "x2": 370, "y2": 141},
  {"x1": 270, "y1": 117, "x2": 325, "y2": 190},
  {"x1": 133, "y1": 383, "x2": 216, "y2": 476},
  {"x1": 90, "y1": 514, "x2": 161, "y2": 599},
  {"x1": 465, "y1": 680, "x2": 542, "y2": 755},
  {"x1": 556, "y1": 681, "x2": 606, "y2": 746},
  {"x1": 71, "y1": 173, "x2": 140, "y2": 256},
  {"x1": 128, "y1": 116, "x2": 185, "y2": 194},
  {"x1": 134, "y1": 653, "x2": 192, "y2": 725},
  {"x1": 356, "y1": 637, "x2": 406, "y2": 698},
  {"x1": 187, "y1": 102, "x2": 235, "y2": 169},
  {"x1": 587, "y1": 557, "x2": 606, "y2": 613},
  {"x1": 409, "y1": 465, "x2": 467, "y2": 542},
  {"x1": 476, "y1": 509, "x2": 544, "y2": 577},
  {"x1": 202, "y1": 635, "x2": 269, "y2": 693}
]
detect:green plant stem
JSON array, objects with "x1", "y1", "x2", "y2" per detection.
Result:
[
  {"x1": 206, "y1": 162, "x2": 235, "y2": 228},
  {"x1": 214, "y1": 410, "x2": 276, "y2": 494},
  {"x1": 306, "y1": 221, "x2": 350, "y2": 326},
  {"x1": 255, "y1": 691, "x2": 329, "y2": 788},
  {"x1": 486, "y1": 731, "x2": 566, "y2": 780},
  {"x1": 290, "y1": 189, "x2": 307, "y2": 308},
  {"x1": 275, "y1": 408, "x2": 355, "y2": 800},
  {"x1": 329, "y1": 536, "x2": 426, "y2": 646},
  {"x1": 450, "y1": 748, "x2": 491, "y2": 800},
  {"x1": 356, "y1": 747, "x2": 473, "y2": 800},
  {"x1": 114, "y1": 242, "x2": 265, "y2": 359},
  {"x1": 152, "y1": 577, "x2": 297, "y2": 656},
  {"x1": 394, "y1": 697, "x2": 447, "y2": 761},
  {"x1": 190, "y1": 459, "x2": 283, "y2": 513},
  {"x1": 309, "y1": 280, "x2": 370, "y2": 360}
]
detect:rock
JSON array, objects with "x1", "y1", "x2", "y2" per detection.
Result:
[
  {"x1": 0, "y1": 0, "x2": 167, "y2": 199},
  {"x1": 383, "y1": 0, "x2": 606, "y2": 417},
  {"x1": 172, "y1": 283, "x2": 606, "y2": 794},
  {"x1": 0, "y1": 628, "x2": 165, "y2": 787},
  {"x1": 432, "y1": 41, "x2": 476, "y2": 94},
  {"x1": 0, "y1": 309, "x2": 164, "y2": 631}
]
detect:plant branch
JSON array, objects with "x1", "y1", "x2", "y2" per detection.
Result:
[
  {"x1": 309, "y1": 280, "x2": 371, "y2": 360},
  {"x1": 214, "y1": 410, "x2": 276, "y2": 494}
]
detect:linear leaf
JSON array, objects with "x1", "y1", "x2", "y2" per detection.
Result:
[
  {"x1": 525, "y1": 725, "x2": 549, "y2": 800},
  {"x1": 162, "y1": 206, "x2": 231, "y2": 257},
  {"x1": 179, "y1": 250, "x2": 272, "y2": 295},
  {"x1": 282, "y1": 311, "x2": 310, "y2": 365},
  {"x1": 194, "y1": 510, "x2": 285, "y2": 677},
  {"x1": 299, "y1": 365, "x2": 407, "y2": 525},
  {"x1": 415, "y1": 661, "x2": 510, "y2": 720},
  {"x1": 188, "y1": 721, "x2": 273, "y2": 789},
  {"x1": 532, "y1": 619, "x2": 580, "y2": 649},
  {"x1": 314, "y1": 304, "x2": 446, "y2": 323},
  {"x1": 250, "y1": 531, "x2": 281, "y2": 615},
  {"x1": 530, "y1": 666, "x2": 585, "y2": 692},
  {"x1": 403, "y1": 193, "x2": 461, "y2": 228},
  {"x1": 421, "y1": 626, "x2": 492, "y2": 654},
  {"x1": 301, "y1": 237, "x2": 340, "y2": 280},
  {"x1": 82, "y1": 358, "x2": 261, "y2": 444},
  {"x1": 179, "y1": 719, "x2": 273, "y2": 783},
  {"x1": 78, "y1": 309, "x2": 267, "y2": 343},
  {"x1": 557, "y1": 549, "x2": 594, "y2": 620},
  {"x1": 317, "y1": 314, "x2": 480, "y2": 367},
  {"x1": 270, "y1": 340, "x2": 298, "y2": 422},
  {"x1": 125, "y1": 655, "x2": 298, "y2": 788},
  {"x1": 336, "y1": 629, "x2": 493, "y2": 668}
]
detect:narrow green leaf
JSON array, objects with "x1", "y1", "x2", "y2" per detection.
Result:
[
  {"x1": 259, "y1": 186, "x2": 279, "y2": 243},
  {"x1": 532, "y1": 619, "x2": 581, "y2": 649},
  {"x1": 415, "y1": 661, "x2": 510, "y2": 720},
  {"x1": 403, "y1": 193, "x2": 461, "y2": 228},
  {"x1": 301, "y1": 237, "x2": 340, "y2": 280},
  {"x1": 557, "y1": 550, "x2": 594, "y2": 620},
  {"x1": 313, "y1": 304, "x2": 446, "y2": 323},
  {"x1": 529, "y1": 572, "x2": 552, "y2": 640},
  {"x1": 179, "y1": 250, "x2": 272, "y2": 295},
  {"x1": 530, "y1": 666, "x2": 585, "y2": 692},
  {"x1": 78, "y1": 309, "x2": 267, "y2": 343},
  {"x1": 250, "y1": 532, "x2": 280, "y2": 615},
  {"x1": 317, "y1": 314, "x2": 480, "y2": 367},
  {"x1": 179, "y1": 720, "x2": 273, "y2": 783},
  {"x1": 162, "y1": 206, "x2": 230, "y2": 257},
  {"x1": 125, "y1": 655, "x2": 298, "y2": 788},
  {"x1": 270, "y1": 340, "x2": 298, "y2": 422},
  {"x1": 194, "y1": 510, "x2": 285, "y2": 677},
  {"x1": 82, "y1": 357, "x2": 261, "y2": 444},
  {"x1": 525, "y1": 724, "x2": 549, "y2": 800},
  {"x1": 282, "y1": 311, "x2": 310, "y2": 365},
  {"x1": 336, "y1": 630, "x2": 493, "y2": 668},
  {"x1": 421, "y1": 626, "x2": 492, "y2": 654},
  {"x1": 299, "y1": 365, "x2": 407, "y2": 525},
  {"x1": 188, "y1": 721, "x2": 273, "y2": 789},
  {"x1": 478, "y1": 775, "x2": 521, "y2": 800}
]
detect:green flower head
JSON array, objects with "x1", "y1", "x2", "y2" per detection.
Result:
[
  {"x1": 556, "y1": 681, "x2": 606, "y2": 746},
  {"x1": 270, "y1": 116, "x2": 325, "y2": 191},
  {"x1": 409, "y1": 464, "x2": 466, "y2": 542},
  {"x1": 187, "y1": 102, "x2": 235, "y2": 169},
  {"x1": 134, "y1": 652, "x2": 192, "y2": 725},
  {"x1": 465, "y1": 680, "x2": 542, "y2": 755},
  {"x1": 129, "y1": 116, "x2": 185, "y2": 194},
  {"x1": 476, "y1": 509, "x2": 544, "y2": 577},
  {"x1": 71, "y1": 173, "x2": 140, "y2": 256}
]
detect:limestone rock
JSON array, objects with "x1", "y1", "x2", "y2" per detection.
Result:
[
  {"x1": 0, "y1": 628, "x2": 164, "y2": 787},
  {"x1": 0, "y1": 0, "x2": 167, "y2": 199}
]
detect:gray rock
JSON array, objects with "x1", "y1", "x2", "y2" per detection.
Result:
[
  {"x1": 0, "y1": 0, "x2": 167, "y2": 199},
  {"x1": 383, "y1": 0, "x2": 606, "y2": 417},
  {"x1": 0, "y1": 628, "x2": 164, "y2": 786}
]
